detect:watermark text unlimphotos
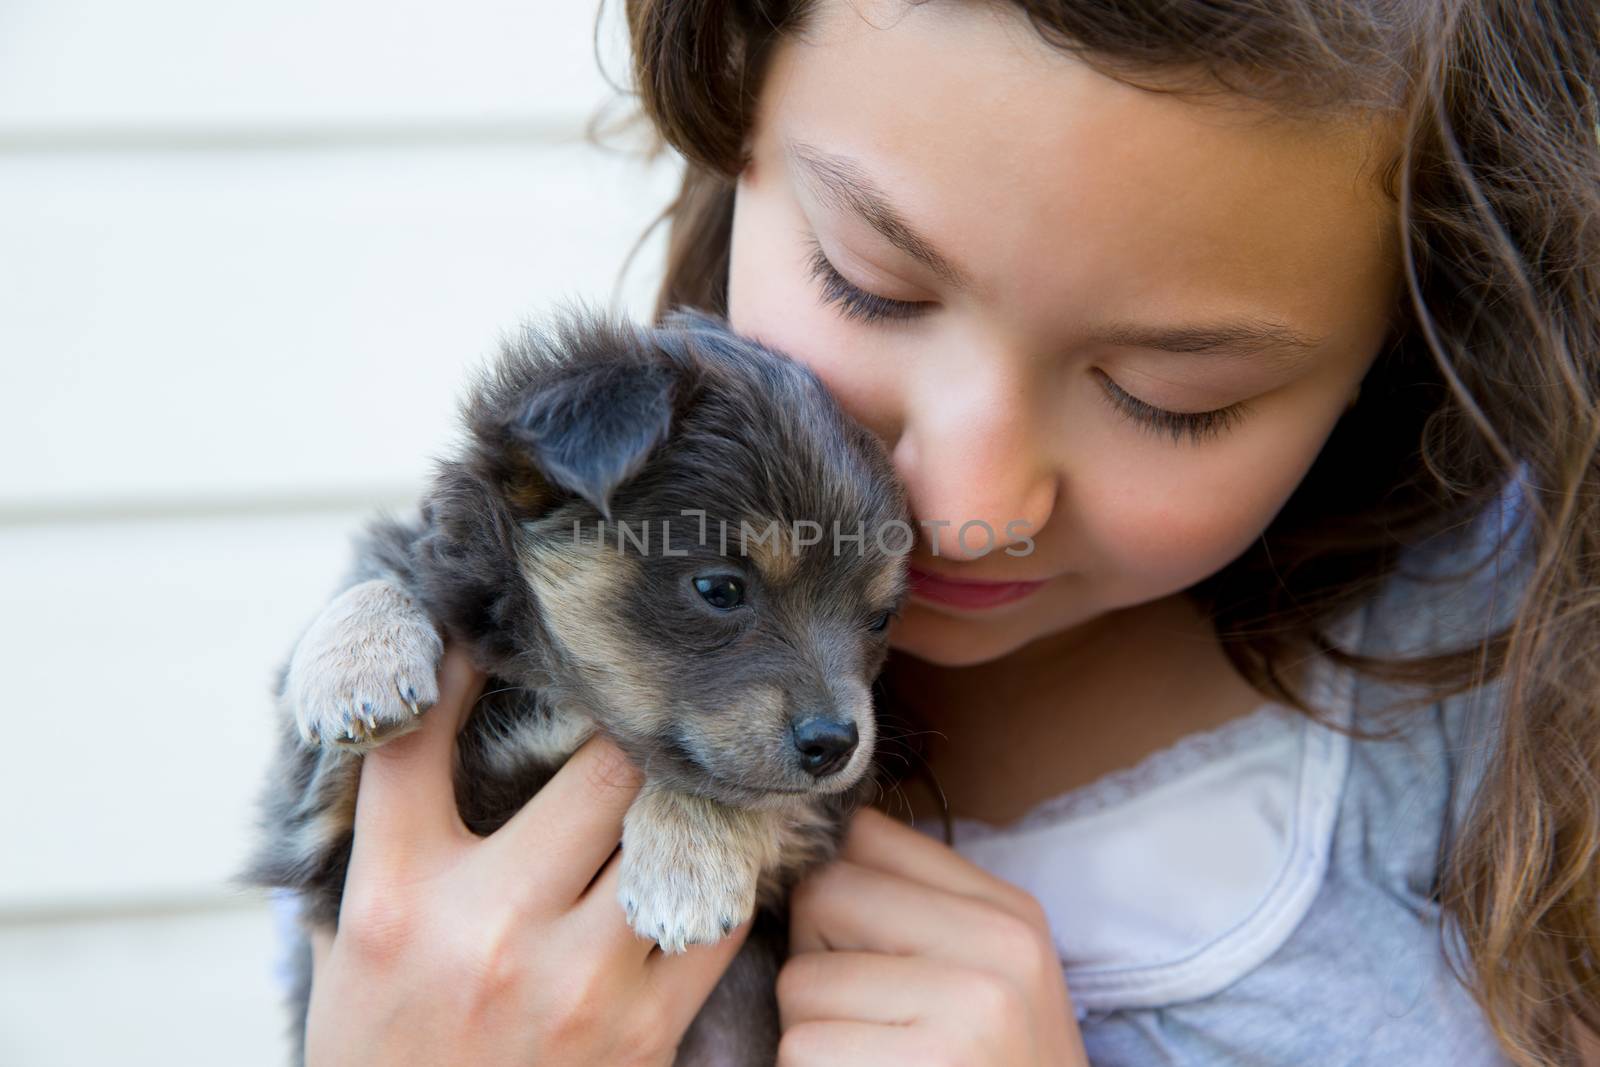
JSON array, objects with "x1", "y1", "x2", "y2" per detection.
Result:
[{"x1": 570, "y1": 510, "x2": 1035, "y2": 558}]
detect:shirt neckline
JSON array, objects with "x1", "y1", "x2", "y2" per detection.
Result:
[
  {"x1": 908, "y1": 602, "x2": 1369, "y2": 1014},
  {"x1": 918, "y1": 604, "x2": 1365, "y2": 846}
]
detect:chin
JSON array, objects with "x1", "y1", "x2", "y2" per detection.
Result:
[{"x1": 889, "y1": 603, "x2": 1050, "y2": 667}]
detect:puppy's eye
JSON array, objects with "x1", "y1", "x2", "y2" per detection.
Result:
[
  {"x1": 867, "y1": 610, "x2": 895, "y2": 633},
  {"x1": 694, "y1": 574, "x2": 745, "y2": 610}
]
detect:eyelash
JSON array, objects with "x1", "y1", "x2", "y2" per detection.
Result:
[
  {"x1": 1094, "y1": 370, "x2": 1250, "y2": 445},
  {"x1": 802, "y1": 235, "x2": 930, "y2": 324},
  {"x1": 801, "y1": 234, "x2": 1249, "y2": 445}
]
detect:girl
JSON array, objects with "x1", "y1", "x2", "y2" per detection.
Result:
[{"x1": 298, "y1": 1, "x2": 1599, "y2": 1064}]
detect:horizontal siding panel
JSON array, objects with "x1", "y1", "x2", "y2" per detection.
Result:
[
  {"x1": 0, "y1": 142, "x2": 679, "y2": 510},
  {"x1": 0, "y1": 508, "x2": 406, "y2": 907},
  {"x1": 0, "y1": 0, "x2": 627, "y2": 132},
  {"x1": 0, "y1": 905, "x2": 289, "y2": 1065}
]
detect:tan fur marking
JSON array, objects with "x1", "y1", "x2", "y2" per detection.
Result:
[
  {"x1": 695, "y1": 683, "x2": 789, "y2": 759},
  {"x1": 866, "y1": 558, "x2": 908, "y2": 609},
  {"x1": 740, "y1": 519, "x2": 798, "y2": 583},
  {"x1": 518, "y1": 535, "x2": 666, "y2": 730},
  {"x1": 504, "y1": 472, "x2": 548, "y2": 517},
  {"x1": 287, "y1": 752, "x2": 360, "y2": 865},
  {"x1": 757, "y1": 799, "x2": 841, "y2": 909}
]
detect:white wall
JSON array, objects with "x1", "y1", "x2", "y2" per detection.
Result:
[{"x1": 0, "y1": 3, "x2": 681, "y2": 1062}]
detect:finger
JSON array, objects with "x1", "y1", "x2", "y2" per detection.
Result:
[
  {"x1": 777, "y1": 1020, "x2": 927, "y2": 1066},
  {"x1": 645, "y1": 911, "x2": 755, "y2": 1039},
  {"x1": 778, "y1": 950, "x2": 967, "y2": 1028},
  {"x1": 570, "y1": 846, "x2": 661, "y2": 965},
  {"x1": 788, "y1": 859, "x2": 1031, "y2": 974},
  {"x1": 350, "y1": 641, "x2": 485, "y2": 873},
  {"x1": 572, "y1": 844, "x2": 759, "y2": 1002},
  {"x1": 840, "y1": 807, "x2": 1043, "y2": 927},
  {"x1": 483, "y1": 732, "x2": 645, "y2": 906}
]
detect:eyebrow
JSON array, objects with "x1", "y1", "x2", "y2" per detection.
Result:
[
  {"x1": 1088, "y1": 319, "x2": 1324, "y2": 366},
  {"x1": 787, "y1": 138, "x2": 975, "y2": 290},
  {"x1": 785, "y1": 137, "x2": 1326, "y2": 365}
]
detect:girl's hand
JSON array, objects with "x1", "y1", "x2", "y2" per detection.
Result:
[
  {"x1": 777, "y1": 807, "x2": 1088, "y2": 1066},
  {"x1": 303, "y1": 641, "x2": 751, "y2": 1067}
]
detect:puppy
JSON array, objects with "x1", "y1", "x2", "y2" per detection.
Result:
[{"x1": 243, "y1": 305, "x2": 912, "y2": 1065}]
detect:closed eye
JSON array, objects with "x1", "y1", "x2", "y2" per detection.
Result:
[
  {"x1": 1093, "y1": 369, "x2": 1250, "y2": 445},
  {"x1": 802, "y1": 234, "x2": 932, "y2": 325}
]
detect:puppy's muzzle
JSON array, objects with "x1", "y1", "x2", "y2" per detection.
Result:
[{"x1": 791, "y1": 713, "x2": 860, "y2": 778}]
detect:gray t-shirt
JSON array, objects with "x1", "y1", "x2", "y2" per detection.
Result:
[{"x1": 914, "y1": 474, "x2": 1533, "y2": 1066}]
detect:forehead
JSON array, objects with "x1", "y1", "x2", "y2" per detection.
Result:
[{"x1": 763, "y1": 0, "x2": 1402, "y2": 342}]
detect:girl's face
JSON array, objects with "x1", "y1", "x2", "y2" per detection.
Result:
[{"x1": 726, "y1": 0, "x2": 1402, "y2": 668}]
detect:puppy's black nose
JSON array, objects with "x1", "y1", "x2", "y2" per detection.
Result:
[{"x1": 791, "y1": 716, "x2": 858, "y2": 777}]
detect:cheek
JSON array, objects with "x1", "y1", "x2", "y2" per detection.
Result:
[{"x1": 1075, "y1": 421, "x2": 1329, "y2": 597}]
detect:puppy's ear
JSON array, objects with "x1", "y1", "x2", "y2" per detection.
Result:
[{"x1": 507, "y1": 359, "x2": 677, "y2": 521}]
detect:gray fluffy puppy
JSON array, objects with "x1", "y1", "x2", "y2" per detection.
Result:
[{"x1": 243, "y1": 305, "x2": 911, "y2": 1065}]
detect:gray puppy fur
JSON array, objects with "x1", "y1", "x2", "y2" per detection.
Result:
[{"x1": 242, "y1": 305, "x2": 912, "y2": 1065}]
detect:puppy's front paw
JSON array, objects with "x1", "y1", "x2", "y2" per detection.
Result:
[
  {"x1": 618, "y1": 789, "x2": 767, "y2": 954},
  {"x1": 619, "y1": 837, "x2": 756, "y2": 954},
  {"x1": 286, "y1": 579, "x2": 444, "y2": 751}
]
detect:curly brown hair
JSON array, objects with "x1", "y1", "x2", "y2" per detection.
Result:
[{"x1": 605, "y1": 1, "x2": 1600, "y2": 1062}]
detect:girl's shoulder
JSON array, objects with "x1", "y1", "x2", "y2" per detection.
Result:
[
  {"x1": 1361, "y1": 462, "x2": 1535, "y2": 675},
  {"x1": 1353, "y1": 463, "x2": 1536, "y2": 858},
  {"x1": 1084, "y1": 476, "x2": 1536, "y2": 1064},
  {"x1": 928, "y1": 470, "x2": 1537, "y2": 1065}
]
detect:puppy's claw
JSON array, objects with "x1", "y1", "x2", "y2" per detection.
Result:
[
  {"x1": 618, "y1": 817, "x2": 758, "y2": 954},
  {"x1": 285, "y1": 578, "x2": 444, "y2": 751}
]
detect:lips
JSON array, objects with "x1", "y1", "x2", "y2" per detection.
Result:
[{"x1": 906, "y1": 566, "x2": 1049, "y2": 611}]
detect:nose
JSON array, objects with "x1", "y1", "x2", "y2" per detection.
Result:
[
  {"x1": 894, "y1": 364, "x2": 1058, "y2": 562},
  {"x1": 791, "y1": 715, "x2": 859, "y2": 777}
]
